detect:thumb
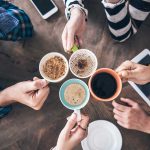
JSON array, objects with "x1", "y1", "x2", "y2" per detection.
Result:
[
  {"x1": 121, "y1": 70, "x2": 135, "y2": 80},
  {"x1": 33, "y1": 77, "x2": 39, "y2": 81},
  {"x1": 63, "y1": 113, "x2": 77, "y2": 135},
  {"x1": 67, "y1": 28, "x2": 75, "y2": 51},
  {"x1": 25, "y1": 79, "x2": 48, "y2": 91}
]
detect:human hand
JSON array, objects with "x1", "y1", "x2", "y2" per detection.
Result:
[
  {"x1": 116, "y1": 60, "x2": 150, "y2": 84},
  {"x1": 55, "y1": 113, "x2": 89, "y2": 150},
  {"x1": 62, "y1": 8, "x2": 86, "y2": 53},
  {"x1": 0, "y1": 77, "x2": 49, "y2": 110},
  {"x1": 113, "y1": 98, "x2": 150, "y2": 133}
]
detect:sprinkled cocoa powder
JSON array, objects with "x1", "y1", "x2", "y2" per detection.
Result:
[
  {"x1": 77, "y1": 59, "x2": 88, "y2": 70},
  {"x1": 43, "y1": 56, "x2": 66, "y2": 80}
]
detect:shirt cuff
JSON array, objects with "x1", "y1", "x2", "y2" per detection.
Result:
[
  {"x1": 65, "y1": 4, "x2": 88, "y2": 20},
  {"x1": 101, "y1": 0, "x2": 126, "y2": 8}
]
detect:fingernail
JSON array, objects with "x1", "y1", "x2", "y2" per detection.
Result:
[{"x1": 41, "y1": 80, "x2": 47, "y2": 88}]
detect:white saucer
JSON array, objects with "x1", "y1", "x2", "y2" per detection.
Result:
[{"x1": 81, "y1": 120, "x2": 122, "y2": 150}]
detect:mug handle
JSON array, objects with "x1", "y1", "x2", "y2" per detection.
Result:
[{"x1": 74, "y1": 109, "x2": 81, "y2": 122}]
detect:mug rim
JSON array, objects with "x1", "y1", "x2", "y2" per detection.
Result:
[
  {"x1": 88, "y1": 68, "x2": 122, "y2": 101},
  {"x1": 39, "y1": 52, "x2": 69, "y2": 83},
  {"x1": 59, "y1": 78, "x2": 90, "y2": 110},
  {"x1": 69, "y1": 49, "x2": 98, "y2": 79}
]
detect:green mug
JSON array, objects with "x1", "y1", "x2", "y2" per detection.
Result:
[{"x1": 59, "y1": 78, "x2": 90, "y2": 121}]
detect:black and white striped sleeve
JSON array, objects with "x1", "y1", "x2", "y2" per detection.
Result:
[
  {"x1": 102, "y1": 0, "x2": 137, "y2": 42},
  {"x1": 63, "y1": 0, "x2": 88, "y2": 20},
  {"x1": 101, "y1": 0, "x2": 150, "y2": 42},
  {"x1": 129, "y1": 0, "x2": 150, "y2": 28}
]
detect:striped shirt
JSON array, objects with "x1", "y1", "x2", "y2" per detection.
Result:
[{"x1": 64, "y1": 0, "x2": 150, "y2": 42}]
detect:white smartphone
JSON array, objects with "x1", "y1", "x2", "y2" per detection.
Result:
[
  {"x1": 128, "y1": 49, "x2": 150, "y2": 106},
  {"x1": 30, "y1": 0, "x2": 58, "y2": 19}
]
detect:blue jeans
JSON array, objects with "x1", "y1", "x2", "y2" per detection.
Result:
[{"x1": 0, "y1": 105, "x2": 12, "y2": 118}]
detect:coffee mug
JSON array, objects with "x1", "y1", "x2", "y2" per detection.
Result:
[
  {"x1": 69, "y1": 48, "x2": 98, "y2": 79},
  {"x1": 39, "y1": 52, "x2": 69, "y2": 83},
  {"x1": 88, "y1": 68, "x2": 122, "y2": 101},
  {"x1": 59, "y1": 78, "x2": 90, "y2": 121}
]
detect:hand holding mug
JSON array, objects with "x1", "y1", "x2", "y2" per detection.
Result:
[
  {"x1": 55, "y1": 113, "x2": 89, "y2": 150},
  {"x1": 62, "y1": 8, "x2": 86, "y2": 53},
  {"x1": 0, "y1": 77, "x2": 50, "y2": 110},
  {"x1": 116, "y1": 61, "x2": 150, "y2": 85}
]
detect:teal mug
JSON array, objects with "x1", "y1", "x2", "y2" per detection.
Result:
[{"x1": 59, "y1": 78, "x2": 90, "y2": 121}]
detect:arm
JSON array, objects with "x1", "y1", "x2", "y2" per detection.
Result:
[
  {"x1": 53, "y1": 113, "x2": 89, "y2": 150},
  {"x1": 63, "y1": 0, "x2": 88, "y2": 20},
  {"x1": 143, "y1": 116, "x2": 150, "y2": 134},
  {"x1": 62, "y1": 0, "x2": 88, "y2": 53},
  {"x1": 0, "y1": 88, "x2": 14, "y2": 106},
  {"x1": 0, "y1": 77, "x2": 50, "y2": 110}
]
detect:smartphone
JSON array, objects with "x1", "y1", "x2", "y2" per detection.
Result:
[
  {"x1": 128, "y1": 49, "x2": 150, "y2": 106},
  {"x1": 30, "y1": 0, "x2": 58, "y2": 19}
]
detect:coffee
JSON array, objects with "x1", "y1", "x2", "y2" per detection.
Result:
[
  {"x1": 69, "y1": 49, "x2": 98, "y2": 78},
  {"x1": 91, "y1": 72, "x2": 117, "y2": 99},
  {"x1": 64, "y1": 83, "x2": 85, "y2": 106},
  {"x1": 43, "y1": 56, "x2": 66, "y2": 80}
]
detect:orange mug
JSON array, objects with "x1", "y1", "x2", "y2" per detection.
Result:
[{"x1": 88, "y1": 68, "x2": 122, "y2": 101}]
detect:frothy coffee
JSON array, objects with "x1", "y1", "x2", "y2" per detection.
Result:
[{"x1": 64, "y1": 83, "x2": 85, "y2": 106}]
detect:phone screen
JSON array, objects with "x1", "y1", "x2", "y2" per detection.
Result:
[
  {"x1": 136, "y1": 55, "x2": 150, "y2": 100},
  {"x1": 32, "y1": 0, "x2": 55, "y2": 15}
]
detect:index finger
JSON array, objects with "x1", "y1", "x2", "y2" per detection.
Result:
[
  {"x1": 62, "y1": 26, "x2": 67, "y2": 52},
  {"x1": 116, "y1": 61, "x2": 135, "y2": 73},
  {"x1": 112, "y1": 101, "x2": 129, "y2": 112}
]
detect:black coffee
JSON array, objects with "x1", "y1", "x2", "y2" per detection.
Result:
[{"x1": 91, "y1": 72, "x2": 117, "y2": 99}]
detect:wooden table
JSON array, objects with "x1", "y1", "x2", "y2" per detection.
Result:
[{"x1": 0, "y1": 0, "x2": 150, "y2": 150}]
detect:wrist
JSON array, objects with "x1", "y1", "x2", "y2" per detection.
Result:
[
  {"x1": 147, "y1": 66, "x2": 150, "y2": 83},
  {"x1": 142, "y1": 116, "x2": 150, "y2": 134},
  {"x1": 70, "y1": 8, "x2": 86, "y2": 21},
  {"x1": 0, "y1": 88, "x2": 14, "y2": 106},
  {"x1": 55, "y1": 145, "x2": 72, "y2": 150},
  {"x1": 55, "y1": 146, "x2": 63, "y2": 150}
]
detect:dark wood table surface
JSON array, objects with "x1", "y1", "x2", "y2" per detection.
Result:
[{"x1": 0, "y1": 0, "x2": 150, "y2": 150}]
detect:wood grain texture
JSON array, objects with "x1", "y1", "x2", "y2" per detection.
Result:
[{"x1": 0, "y1": 0, "x2": 150, "y2": 150}]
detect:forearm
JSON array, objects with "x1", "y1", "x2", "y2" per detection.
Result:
[
  {"x1": 0, "y1": 88, "x2": 14, "y2": 106},
  {"x1": 147, "y1": 66, "x2": 150, "y2": 83}
]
